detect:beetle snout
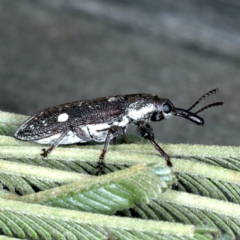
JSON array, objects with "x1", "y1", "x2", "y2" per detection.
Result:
[{"x1": 174, "y1": 108, "x2": 204, "y2": 125}]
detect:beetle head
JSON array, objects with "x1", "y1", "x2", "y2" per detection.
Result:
[{"x1": 152, "y1": 89, "x2": 224, "y2": 125}]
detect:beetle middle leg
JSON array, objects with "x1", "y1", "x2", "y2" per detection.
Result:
[
  {"x1": 96, "y1": 125, "x2": 126, "y2": 175},
  {"x1": 136, "y1": 122, "x2": 172, "y2": 167}
]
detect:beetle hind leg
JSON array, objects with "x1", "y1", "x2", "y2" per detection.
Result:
[
  {"x1": 41, "y1": 130, "x2": 69, "y2": 158},
  {"x1": 96, "y1": 126, "x2": 126, "y2": 175},
  {"x1": 41, "y1": 146, "x2": 54, "y2": 157}
]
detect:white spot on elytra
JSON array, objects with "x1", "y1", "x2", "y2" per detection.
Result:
[
  {"x1": 108, "y1": 97, "x2": 117, "y2": 102},
  {"x1": 57, "y1": 113, "x2": 69, "y2": 122}
]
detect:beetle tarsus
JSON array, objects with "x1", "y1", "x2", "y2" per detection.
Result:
[
  {"x1": 165, "y1": 155, "x2": 173, "y2": 167},
  {"x1": 41, "y1": 146, "x2": 54, "y2": 158}
]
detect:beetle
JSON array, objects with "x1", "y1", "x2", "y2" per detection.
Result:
[{"x1": 14, "y1": 88, "x2": 223, "y2": 172}]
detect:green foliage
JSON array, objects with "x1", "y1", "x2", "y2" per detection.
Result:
[{"x1": 0, "y1": 111, "x2": 239, "y2": 239}]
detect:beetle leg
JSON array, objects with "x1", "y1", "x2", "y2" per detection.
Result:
[
  {"x1": 136, "y1": 122, "x2": 172, "y2": 167},
  {"x1": 75, "y1": 126, "x2": 91, "y2": 142},
  {"x1": 41, "y1": 129, "x2": 69, "y2": 157},
  {"x1": 112, "y1": 137, "x2": 117, "y2": 145},
  {"x1": 96, "y1": 126, "x2": 126, "y2": 175}
]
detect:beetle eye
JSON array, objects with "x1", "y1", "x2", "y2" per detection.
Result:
[{"x1": 163, "y1": 103, "x2": 172, "y2": 114}]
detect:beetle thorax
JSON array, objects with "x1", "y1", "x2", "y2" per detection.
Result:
[{"x1": 126, "y1": 102, "x2": 155, "y2": 122}]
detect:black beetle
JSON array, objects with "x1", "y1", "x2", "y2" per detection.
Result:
[{"x1": 14, "y1": 88, "x2": 224, "y2": 171}]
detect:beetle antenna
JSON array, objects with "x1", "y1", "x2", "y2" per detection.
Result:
[
  {"x1": 194, "y1": 102, "x2": 224, "y2": 114},
  {"x1": 188, "y1": 88, "x2": 219, "y2": 111}
]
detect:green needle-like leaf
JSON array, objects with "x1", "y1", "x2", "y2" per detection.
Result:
[
  {"x1": 1, "y1": 142, "x2": 240, "y2": 204},
  {"x1": 0, "y1": 160, "x2": 93, "y2": 195},
  {"x1": 0, "y1": 198, "x2": 220, "y2": 240},
  {"x1": 0, "y1": 110, "x2": 239, "y2": 239},
  {"x1": 130, "y1": 190, "x2": 240, "y2": 238},
  {"x1": 19, "y1": 163, "x2": 174, "y2": 214},
  {"x1": 0, "y1": 111, "x2": 28, "y2": 137}
]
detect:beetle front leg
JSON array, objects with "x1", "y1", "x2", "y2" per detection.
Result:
[
  {"x1": 96, "y1": 126, "x2": 126, "y2": 175},
  {"x1": 136, "y1": 122, "x2": 172, "y2": 167}
]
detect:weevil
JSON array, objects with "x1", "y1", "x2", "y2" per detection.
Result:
[{"x1": 14, "y1": 89, "x2": 223, "y2": 172}]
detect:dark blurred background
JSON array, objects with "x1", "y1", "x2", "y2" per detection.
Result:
[{"x1": 0, "y1": 0, "x2": 239, "y2": 146}]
